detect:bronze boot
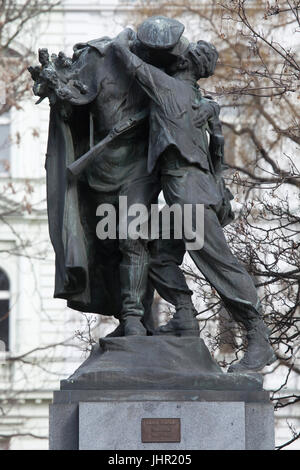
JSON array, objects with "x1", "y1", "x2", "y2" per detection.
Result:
[
  {"x1": 228, "y1": 320, "x2": 276, "y2": 373},
  {"x1": 155, "y1": 295, "x2": 199, "y2": 337}
]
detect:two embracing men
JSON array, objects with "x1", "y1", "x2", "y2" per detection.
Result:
[{"x1": 29, "y1": 16, "x2": 275, "y2": 372}]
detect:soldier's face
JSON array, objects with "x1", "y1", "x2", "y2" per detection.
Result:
[
  {"x1": 165, "y1": 55, "x2": 190, "y2": 76},
  {"x1": 134, "y1": 40, "x2": 176, "y2": 70},
  {"x1": 147, "y1": 50, "x2": 176, "y2": 69}
]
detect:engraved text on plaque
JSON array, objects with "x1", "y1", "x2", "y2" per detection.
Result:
[{"x1": 141, "y1": 418, "x2": 181, "y2": 443}]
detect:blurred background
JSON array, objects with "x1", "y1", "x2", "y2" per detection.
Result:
[{"x1": 0, "y1": 0, "x2": 299, "y2": 450}]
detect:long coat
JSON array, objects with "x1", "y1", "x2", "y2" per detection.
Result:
[{"x1": 45, "y1": 42, "x2": 124, "y2": 317}]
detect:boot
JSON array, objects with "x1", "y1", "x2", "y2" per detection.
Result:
[
  {"x1": 105, "y1": 320, "x2": 125, "y2": 338},
  {"x1": 106, "y1": 317, "x2": 147, "y2": 337},
  {"x1": 155, "y1": 294, "x2": 199, "y2": 337},
  {"x1": 228, "y1": 319, "x2": 276, "y2": 373},
  {"x1": 123, "y1": 316, "x2": 147, "y2": 336}
]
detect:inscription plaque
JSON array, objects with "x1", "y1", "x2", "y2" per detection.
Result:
[{"x1": 141, "y1": 418, "x2": 181, "y2": 443}]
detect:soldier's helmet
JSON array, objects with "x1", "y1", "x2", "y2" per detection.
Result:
[{"x1": 137, "y1": 16, "x2": 189, "y2": 56}]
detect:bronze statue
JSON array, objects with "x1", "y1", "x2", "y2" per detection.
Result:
[{"x1": 29, "y1": 16, "x2": 275, "y2": 373}]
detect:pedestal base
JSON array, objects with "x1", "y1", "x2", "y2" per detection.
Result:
[
  {"x1": 49, "y1": 389, "x2": 274, "y2": 450},
  {"x1": 50, "y1": 337, "x2": 274, "y2": 450},
  {"x1": 61, "y1": 337, "x2": 263, "y2": 391}
]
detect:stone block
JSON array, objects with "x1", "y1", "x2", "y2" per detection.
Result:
[
  {"x1": 49, "y1": 403, "x2": 78, "y2": 450},
  {"x1": 79, "y1": 401, "x2": 246, "y2": 450}
]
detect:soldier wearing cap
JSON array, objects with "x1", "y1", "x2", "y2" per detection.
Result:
[{"x1": 112, "y1": 16, "x2": 276, "y2": 372}]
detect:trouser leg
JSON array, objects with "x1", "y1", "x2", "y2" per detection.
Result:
[
  {"x1": 142, "y1": 280, "x2": 156, "y2": 334},
  {"x1": 162, "y1": 172, "x2": 262, "y2": 328},
  {"x1": 142, "y1": 239, "x2": 195, "y2": 335},
  {"x1": 191, "y1": 206, "x2": 276, "y2": 367},
  {"x1": 161, "y1": 170, "x2": 275, "y2": 369},
  {"x1": 148, "y1": 228, "x2": 199, "y2": 336},
  {"x1": 94, "y1": 189, "x2": 149, "y2": 336},
  {"x1": 188, "y1": 206, "x2": 261, "y2": 327},
  {"x1": 148, "y1": 237, "x2": 194, "y2": 309},
  {"x1": 118, "y1": 238, "x2": 149, "y2": 323},
  {"x1": 117, "y1": 174, "x2": 161, "y2": 335},
  {"x1": 186, "y1": 209, "x2": 276, "y2": 371}
]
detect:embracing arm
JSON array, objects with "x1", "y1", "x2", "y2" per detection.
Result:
[
  {"x1": 204, "y1": 98, "x2": 225, "y2": 175},
  {"x1": 112, "y1": 37, "x2": 172, "y2": 106},
  {"x1": 111, "y1": 34, "x2": 143, "y2": 76}
]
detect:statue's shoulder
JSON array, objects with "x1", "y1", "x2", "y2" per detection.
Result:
[{"x1": 73, "y1": 37, "x2": 112, "y2": 59}]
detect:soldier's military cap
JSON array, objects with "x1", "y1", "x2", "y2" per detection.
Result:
[{"x1": 137, "y1": 16, "x2": 185, "y2": 50}]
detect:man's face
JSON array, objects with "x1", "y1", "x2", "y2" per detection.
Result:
[
  {"x1": 133, "y1": 40, "x2": 177, "y2": 71},
  {"x1": 165, "y1": 55, "x2": 183, "y2": 76}
]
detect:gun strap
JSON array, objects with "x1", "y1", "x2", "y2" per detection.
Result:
[{"x1": 89, "y1": 113, "x2": 94, "y2": 149}]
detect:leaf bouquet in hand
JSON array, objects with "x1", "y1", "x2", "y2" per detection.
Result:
[{"x1": 28, "y1": 48, "x2": 86, "y2": 108}]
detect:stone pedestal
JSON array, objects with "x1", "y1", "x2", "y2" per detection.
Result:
[{"x1": 49, "y1": 337, "x2": 275, "y2": 450}]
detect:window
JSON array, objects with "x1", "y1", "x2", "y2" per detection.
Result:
[
  {"x1": 0, "y1": 268, "x2": 10, "y2": 351},
  {"x1": 0, "y1": 112, "x2": 11, "y2": 173}
]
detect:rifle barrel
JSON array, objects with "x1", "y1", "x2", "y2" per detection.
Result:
[{"x1": 67, "y1": 133, "x2": 113, "y2": 176}]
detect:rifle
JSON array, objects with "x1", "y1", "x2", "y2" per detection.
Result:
[{"x1": 67, "y1": 109, "x2": 148, "y2": 177}]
